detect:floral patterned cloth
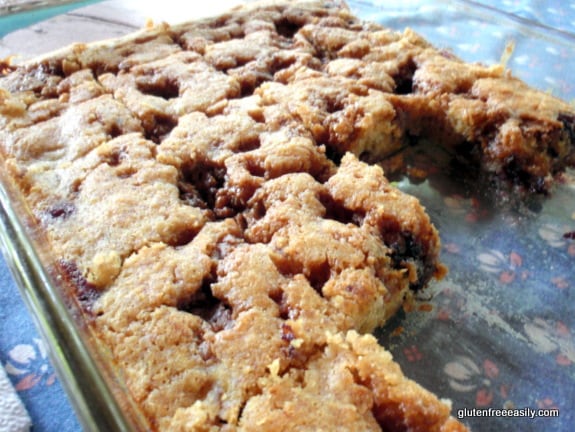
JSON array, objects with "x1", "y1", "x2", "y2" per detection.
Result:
[
  {"x1": 1, "y1": 1, "x2": 574, "y2": 431},
  {"x1": 0, "y1": 257, "x2": 80, "y2": 431}
]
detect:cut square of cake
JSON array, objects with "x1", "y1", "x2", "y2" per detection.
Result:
[{"x1": 1, "y1": 0, "x2": 574, "y2": 430}]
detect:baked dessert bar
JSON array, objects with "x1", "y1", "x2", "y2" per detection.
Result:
[{"x1": 1, "y1": 0, "x2": 574, "y2": 430}]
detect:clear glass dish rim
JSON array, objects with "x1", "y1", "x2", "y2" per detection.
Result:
[
  {"x1": 351, "y1": 0, "x2": 575, "y2": 43},
  {"x1": 0, "y1": 162, "x2": 148, "y2": 432},
  {"x1": 0, "y1": 0, "x2": 87, "y2": 16}
]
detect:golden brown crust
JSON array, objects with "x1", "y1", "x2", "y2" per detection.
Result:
[{"x1": 3, "y1": 0, "x2": 573, "y2": 430}]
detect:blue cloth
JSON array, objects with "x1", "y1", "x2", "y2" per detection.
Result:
[
  {"x1": 0, "y1": 254, "x2": 81, "y2": 431},
  {"x1": 0, "y1": 0, "x2": 102, "y2": 38}
]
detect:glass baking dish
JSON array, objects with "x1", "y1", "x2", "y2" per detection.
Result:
[{"x1": 0, "y1": 1, "x2": 574, "y2": 431}]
